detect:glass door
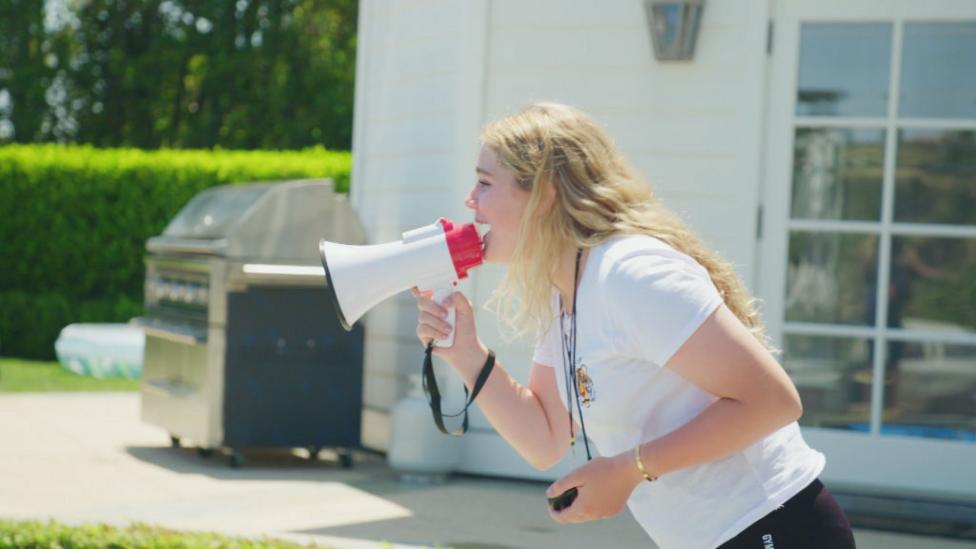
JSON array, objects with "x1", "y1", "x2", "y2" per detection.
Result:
[{"x1": 761, "y1": 1, "x2": 976, "y2": 499}]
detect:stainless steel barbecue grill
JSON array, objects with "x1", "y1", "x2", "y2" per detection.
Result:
[{"x1": 132, "y1": 179, "x2": 366, "y2": 467}]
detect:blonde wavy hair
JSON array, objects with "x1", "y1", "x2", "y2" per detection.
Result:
[{"x1": 481, "y1": 102, "x2": 775, "y2": 353}]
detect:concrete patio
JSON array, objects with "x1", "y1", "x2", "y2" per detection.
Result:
[{"x1": 1, "y1": 392, "x2": 973, "y2": 549}]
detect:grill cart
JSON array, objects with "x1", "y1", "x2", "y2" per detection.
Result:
[{"x1": 132, "y1": 179, "x2": 366, "y2": 468}]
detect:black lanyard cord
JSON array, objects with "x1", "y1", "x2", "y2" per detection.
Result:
[{"x1": 560, "y1": 248, "x2": 592, "y2": 461}]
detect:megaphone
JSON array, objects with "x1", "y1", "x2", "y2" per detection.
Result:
[{"x1": 319, "y1": 218, "x2": 483, "y2": 347}]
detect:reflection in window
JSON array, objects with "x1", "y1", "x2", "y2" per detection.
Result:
[
  {"x1": 900, "y1": 22, "x2": 976, "y2": 119},
  {"x1": 895, "y1": 129, "x2": 976, "y2": 226},
  {"x1": 796, "y1": 23, "x2": 892, "y2": 117},
  {"x1": 786, "y1": 232, "x2": 878, "y2": 325},
  {"x1": 792, "y1": 127, "x2": 885, "y2": 221},
  {"x1": 881, "y1": 341, "x2": 976, "y2": 441},
  {"x1": 885, "y1": 237, "x2": 976, "y2": 334},
  {"x1": 783, "y1": 335, "x2": 871, "y2": 431}
]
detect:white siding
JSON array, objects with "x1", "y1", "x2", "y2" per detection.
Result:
[
  {"x1": 351, "y1": 0, "x2": 489, "y2": 452},
  {"x1": 484, "y1": 0, "x2": 770, "y2": 287},
  {"x1": 353, "y1": 0, "x2": 771, "y2": 479}
]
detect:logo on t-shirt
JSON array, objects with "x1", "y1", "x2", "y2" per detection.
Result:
[{"x1": 576, "y1": 363, "x2": 595, "y2": 407}]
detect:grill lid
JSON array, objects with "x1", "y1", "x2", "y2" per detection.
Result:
[
  {"x1": 146, "y1": 179, "x2": 366, "y2": 262},
  {"x1": 162, "y1": 185, "x2": 271, "y2": 240}
]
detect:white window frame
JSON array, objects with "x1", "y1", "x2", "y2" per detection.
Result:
[{"x1": 760, "y1": 0, "x2": 976, "y2": 499}]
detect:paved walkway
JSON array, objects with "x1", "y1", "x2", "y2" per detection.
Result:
[{"x1": 1, "y1": 392, "x2": 974, "y2": 549}]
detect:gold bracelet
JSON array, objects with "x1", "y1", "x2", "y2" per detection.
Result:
[{"x1": 634, "y1": 445, "x2": 657, "y2": 482}]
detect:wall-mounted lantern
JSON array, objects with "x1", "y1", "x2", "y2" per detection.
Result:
[{"x1": 644, "y1": 0, "x2": 705, "y2": 62}]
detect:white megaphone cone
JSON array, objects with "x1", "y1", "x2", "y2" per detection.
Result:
[{"x1": 319, "y1": 218, "x2": 483, "y2": 346}]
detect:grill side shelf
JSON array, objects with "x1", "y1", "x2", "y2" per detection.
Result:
[
  {"x1": 130, "y1": 317, "x2": 207, "y2": 345},
  {"x1": 147, "y1": 237, "x2": 228, "y2": 256}
]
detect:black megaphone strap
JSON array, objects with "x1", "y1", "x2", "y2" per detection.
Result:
[{"x1": 422, "y1": 343, "x2": 496, "y2": 436}]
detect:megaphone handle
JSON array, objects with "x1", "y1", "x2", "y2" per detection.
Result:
[{"x1": 432, "y1": 286, "x2": 456, "y2": 348}]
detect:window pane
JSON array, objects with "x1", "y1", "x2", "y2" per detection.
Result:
[
  {"x1": 888, "y1": 237, "x2": 976, "y2": 334},
  {"x1": 783, "y1": 334, "x2": 872, "y2": 431},
  {"x1": 882, "y1": 341, "x2": 976, "y2": 441},
  {"x1": 796, "y1": 23, "x2": 892, "y2": 117},
  {"x1": 786, "y1": 232, "x2": 878, "y2": 325},
  {"x1": 900, "y1": 22, "x2": 976, "y2": 119},
  {"x1": 895, "y1": 129, "x2": 976, "y2": 226},
  {"x1": 792, "y1": 127, "x2": 885, "y2": 221}
]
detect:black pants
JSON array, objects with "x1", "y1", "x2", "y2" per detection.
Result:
[{"x1": 718, "y1": 479, "x2": 856, "y2": 549}]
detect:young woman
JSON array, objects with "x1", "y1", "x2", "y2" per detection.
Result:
[{"x1": 413, "y1": 103, "x2": 855, "y2": 549}]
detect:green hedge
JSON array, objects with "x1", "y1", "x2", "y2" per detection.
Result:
[
  {"x1": 0, "y1": 519, "x2": 328, "y2": 548},
  {"x1": 0, "y1": 144, "x2": 351, "y2": 359}
]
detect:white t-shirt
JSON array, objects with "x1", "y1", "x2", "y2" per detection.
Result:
[{"x1": 533, "y1": 234, "x2": 825, "y2": 549}]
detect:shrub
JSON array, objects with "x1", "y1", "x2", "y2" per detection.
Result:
[{"x1": 0, "y1": 145, "x2": 351, "y2": 359}]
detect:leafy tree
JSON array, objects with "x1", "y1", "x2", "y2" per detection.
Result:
[
  {"x1": 0, "y1": 0, "x2": 358, "y2": 150},
  {"x1": 0, "y1": 0, "x2": 61, "y2": 142}
]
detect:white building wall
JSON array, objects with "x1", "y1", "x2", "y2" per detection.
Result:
[
  {"x1": 350, "y1": 0, "x2": 490, "y2": 451},
  {"x1": 484, "y1": 0, "x2": 770, "y2": 282},
  {"x1": 352, "y1": 0, "x2": 772, "y2": 480}
]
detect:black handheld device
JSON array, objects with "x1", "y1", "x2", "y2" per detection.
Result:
[{"x1": 547, "y1": 487, "x2": 579, "y2": 512}]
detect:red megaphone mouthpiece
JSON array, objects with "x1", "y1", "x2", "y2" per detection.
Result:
[{"x1": 438, "y1": 218, "x2": 483, "y2": 280}]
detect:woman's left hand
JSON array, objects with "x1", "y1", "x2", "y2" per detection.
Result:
[{"x1": 546, "y1": 452, "x2": 642, "y2": 524}]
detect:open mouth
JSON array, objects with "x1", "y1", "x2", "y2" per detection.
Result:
[{"x1": 476, "y1": 223, "x2": 490, "y2": 252}]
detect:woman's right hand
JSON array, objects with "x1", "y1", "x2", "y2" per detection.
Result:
[{"x1": 411, "y1": 288, "x2": 489, "y2": 377}]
